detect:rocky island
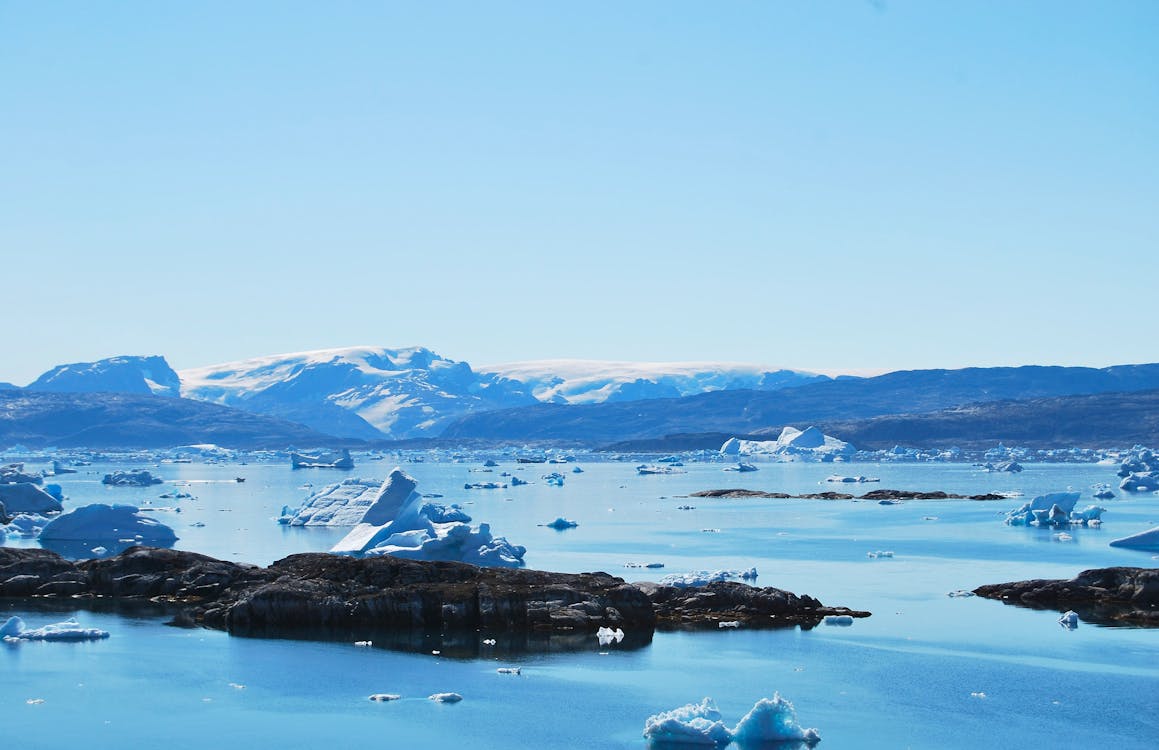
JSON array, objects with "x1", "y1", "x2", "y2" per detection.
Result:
[
  {"x1": 0, "y1": 546, "x2": 869, "y2": 644},
  {"x1": 973, "y1": 567, "x2": 1159, "y2": 626}
]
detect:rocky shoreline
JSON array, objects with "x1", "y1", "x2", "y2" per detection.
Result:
[
  {"x1": 0, "y1": 547, "x2": 869, "y2": 643},
  {"x1": 691, "y1": 488, "x2": 1007, "y2": 501},
  {"x1": 972, "y1": 567, "x2": 1159, "y2": 626}
]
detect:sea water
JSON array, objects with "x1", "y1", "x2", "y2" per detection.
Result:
[{"x1": 4, "y1": 458, "x2": 1158, "y2": 748}]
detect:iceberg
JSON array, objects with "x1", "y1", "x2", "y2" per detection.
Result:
[
  {"x1": 39, "y1": 503, "x2": 178, "y2": 545},
  {"x1": 1109, "y1": 526, "x2": 1159, "y2": 550},
  {"x1": 1003, "y1": 492, "x2": 1086, "y2": 527},
  {"x1": 731, "y1": 694, "x2": 821, "y2": 745},
  {"x1": 291, "y1": 449, "x2": 355, "y2": 470},
  {"x1": 0, "y1": 482, "x2": 63, "y2": 514},
  {"x1": 543, "y1": 517, "x2": 578, "y2": 530},
  {"x1": 644, "y1": 695, "x2": 819, "y2": 747},
  {"x1": 1, "y1": 616, "x2": 110, "y2": 642},
  {"x1": 428, "y1": 692, "x2": 463, "y2": 703},
  {"x1": 278, "y1": 478, "x2": 386, "y2": 526},
  {"x1": 596, "y1": 626, "x2": 625, "y2": 646},
  {"x1": 330, "y1": 468, "x2": 526, "y2": 567},
  {"x1": 720, "y1": 426, "x2": 854, "y2": 462},
  {"x1": 659, "y1": 569, "x2": 758, "y2": 588},
  {"x1": 101, "y1": 470, "x2": 164, "y2": 487},
  {"x1": 643, "y1": 698, "x2": 733, "y2": 747},
  {"x1": 1, "y1": 463, "x2": 43, "y2": 485},
  {"x1": 1119, "y1": 471, "x2": 1159, "y2": 492}
]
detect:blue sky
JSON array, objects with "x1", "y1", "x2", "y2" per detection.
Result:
[{"x1": 2, "y1": 1, "x2": 1156, "y2": 384}]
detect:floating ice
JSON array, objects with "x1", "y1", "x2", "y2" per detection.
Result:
[
  {"x1": 496, "y1": 667, "x2": 521, "y2": 675},
  {"x1": 659, "y1": 569, "x2": 757, "y2": 588},
  {"x1": 291, "y1": 449, "x2": 354, "y2": 470},
  {"x1": 827, "y1": 475, "x2": 879, "y2": 483},
  {"x1": 866, "y1": 550, "x2": 894, "y2": 559},
  {"x1": 0, "y1": 482, "x2": 62, "y2": 514},
  {"x1": 643, "y1": 697, "x2": 732, "y2": 746},
  {"x1": 543, "y1": 517, "x2": 578, "y2": 530},
  {"x1": 636, "y1": 464, "x2": 686, "y2": 475},
  {"x1": 543, "y1": 472, "x2": 566, "y2": 486},
  {"x1": 721, "y1": 426, "x2": 854, "y2": 462},
  {"x1": 718, "y1": 621, "x2": 741, "y2": 629},
  {"x1": 1003, "y1": 492, "x2": 1089, "y2": 527},
  {"x1": 278, "y1": 478, "x2": 383, "y2": 526},
  {"x1": 39, "y1": 504, "x2": 177, "y2": 545},
  {"x1": 597, "y1": 626, "x2": 625, "y2": 646},
  {"x1": 101, "y1": 470, "x2": 164, "y2": 487},
  {"x1": 1109, "y1": 526, "x2": 1159, "y2": 550},
  {"x1": 823, "y1": 615, "x2": 854, "y2": 626},
  {"x1": 2, "y1": 616, "x2": 109, "y2": 642},
  {"x1": 353, "y1": 640, "x2": 372, "y2": 647},
  {"x1": 644, "y1": 695, "x2": 819, "y2": 747},
  {"x1": 428, "y1": 692, "x2": 462, "y2": 703},
  {"x1": 1120, "y1": 472, "x2": 1159, "y2": 493},
  {"x1": 731, "y1": 693, "x2": 820, "y2": 745},
  {"x1": 1059, "y1": 611, "x2": 1079, "y2": 629},
  {"x1": 330, "y1": 468, "x2": 525, "y2": 567},
  {"x1": 723, "y1": 463, "x2": 759, "y2": 473},
  {"x1": 947, "y1": 590, "x2": 975, "y2": 598},
  {"x1": 369, "y1": 693, "x2": 401, "y2": 702}
]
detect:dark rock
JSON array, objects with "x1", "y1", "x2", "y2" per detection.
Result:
[
  {"x1": 691, "y1": 489, "x2": 793, "y2": 499},
  {"x1": 0, "y1": 546, "x2": 868, "y2": 644},
  {"x1": 637, "y1": 580, "x2": 870, "y2": 629},
  {"x1": 693, "y1": 487, "x2": 1009, "y2": 502},
  {"x1": 973, "y1": 567, "x2": 1159, "y2": 627}
]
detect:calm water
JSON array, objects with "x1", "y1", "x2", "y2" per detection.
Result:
[{"x1": 4, "y1": 457, "x2": 1158, "y2": 748}]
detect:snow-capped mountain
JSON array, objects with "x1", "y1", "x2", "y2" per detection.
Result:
[
  {"x1": 477, "y1": 360, "x2": 829, "y2": 404},
  {"x1": 26, "y1": 355, "x2": 181, "y2": 397},
  {"x1": 178, "y1": 346, "x2": 538, "y2": 440}
]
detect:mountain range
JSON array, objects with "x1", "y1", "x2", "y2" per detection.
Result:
[{"x1": 5, "y1": 348, "x2": 1159, "y2": 449}]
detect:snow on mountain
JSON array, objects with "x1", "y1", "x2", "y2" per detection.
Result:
[
  {"x1": 477, "y1": 360, "x2": 829, "y2": 404},
  {"x1": 26, "y1": 356, "x2": 181, "y2": 397},
  {"x1": 178, "y1": 346, "x2": 537, "y2": 440}
]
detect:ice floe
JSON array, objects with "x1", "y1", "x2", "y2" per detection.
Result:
[
  {"x1": 291, "y1": 449, "x2": 354, "y2": 470},
  {"x1": 542, "y1": 517, "x2": 578, "y2": 530}
]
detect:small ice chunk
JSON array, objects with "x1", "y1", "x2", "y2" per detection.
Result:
[
  {"x1": 596, "y1": 626, "x2": 626, "y2": 646},
  {"x1": 866, "y1": 550, "x2": 894, "y2": 559},
  {"x1": 1059, "y1": 611, "x2": 1079, "y2": 629},
  {"x1": 718, "y1": 621, "x2": 741, "y2": 629},
  {"x1": 428, "y1": 692, "x2": 463, "y2": 703},
  {"x1": 947, "y1": 590, "x2": 975, "y2": 598},
  {"x1": 353, "y1": 640, "x2": 372, "y2": 647},
  {"x1": 496, "y1": 667, "x2": 521, "y2": 675},
  {"x1": 543, "y1": 517, "x2": 578, "y2": 530},
  {"x1": 823, "y1": 615, "x2": 854, "y2": 626},
  {"x1": 971, "y1": 692, "x2": 987, "y2": 699},
  {"x1": 369, "y1": 693, "x2": 401, "y2": 702}
]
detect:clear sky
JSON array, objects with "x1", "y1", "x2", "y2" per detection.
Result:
[{"x1": 2, "y1": 1, "x2": 1156, "y2": 385}]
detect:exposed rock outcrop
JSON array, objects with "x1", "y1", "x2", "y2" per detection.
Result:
[
  {"x1": 0, "y1": 547, "x2": 869, "y2": 642},
  {"x1": 973, "y1": 567, "x2": 1159, "y2": 626}
]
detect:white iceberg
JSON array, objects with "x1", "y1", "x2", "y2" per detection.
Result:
[
  {"x1": 428, "y1": 692, "x2": 463, "y2": 703},
  {"x1": 330, "y1": 468, "x2": 525, "y2": 567},
  {"x1": 596, "y1": 626, "x2": 625, "y2": 646},
  {"x1": 1003, "y1": 492, "x2": 1081, "y2": 527},
  {"x1": 1109, "y1": 526, "x2": 1159, "y2": 550},
  {"x1": 721, "y1": 426, "x2": 853, "y2": 462},
  {"x1": 659, "y1": 569, "x2": 758, "y2": 588},
  {"x1": 731, "y1": 694, "x2": 820, "y2": 745},
  {"x1": 0, "y1": 482, "x2": 63, "y2": 514},
  {"x1": 644, "y1": 695, "x2": 819, "y2": 747},
  {"x1": 1, "y1": 616, "x2": 109, "y2": 642},
  {"x1": 2, "y1": 513, "x2": 51, "y2": 538},
  {"x1": 643, "y1": 697, "x2": 733, "y2": 746},
  {"x1": 291, "y1": 449, "x2": 354, "y2": 470},
  {"x1": 278, "y1": 478, "x2": 389, "y2": 526},
  {"x1": 39, "y1": 504, "x2": 177, "y2": 545},
  {"x1": 1120, "y1": 472, "x2": 1159, "y2": 492}
]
